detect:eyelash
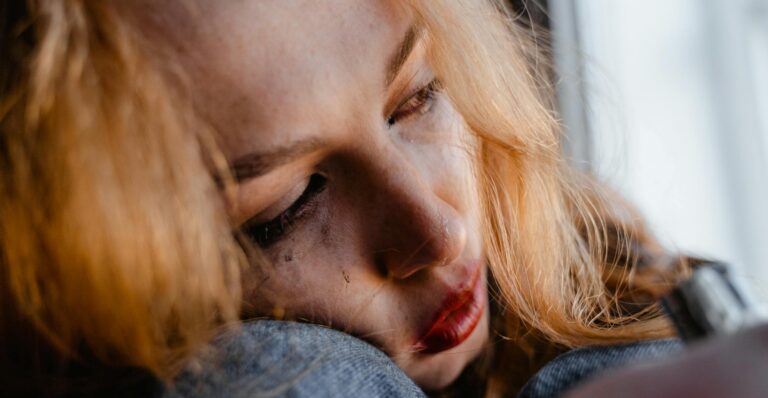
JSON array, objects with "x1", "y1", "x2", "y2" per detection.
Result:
[
  {"x1": 242, "y1": 81, "x2": 439, "y2": 247},
  {"x1": 387, "y1": 78, "x2": 441, "y2": 127},
  {"x1": 241, "y1": 174, "x2": 328, "y2": 247}
]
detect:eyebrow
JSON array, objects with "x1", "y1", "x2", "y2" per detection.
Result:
[
  {"x1": 231, "y1": 26, "x2": 419, "y2": 183},
  {"x1": 386, "y1": 25, "x2": 420, "y2": 87},
  {"x1": 230, "y1": 138, "x2": 325, "y2": 182}
]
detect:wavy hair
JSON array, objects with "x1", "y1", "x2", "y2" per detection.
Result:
[
  {"x1": 0, "y1": 1, "x2": 242, "y2": 391},
  {"x1": 408, "y1": 1, "x2": 691, "y2": 394},
  {"x1": 1, "y1": 0, "x2": 690, "y2": 396}
]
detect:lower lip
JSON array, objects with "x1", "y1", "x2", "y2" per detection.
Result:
[{"x1": 414, "y1": 266, "x2": 486, "y2": 354}]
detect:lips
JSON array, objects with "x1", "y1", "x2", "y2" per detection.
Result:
[{"x1": 414, "y1": 262, "x2": 486, "y2": 354}]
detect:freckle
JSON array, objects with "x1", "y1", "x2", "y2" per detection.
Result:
[{"x1": 320, "y1": 222, "x2": 332, "y2": 247}]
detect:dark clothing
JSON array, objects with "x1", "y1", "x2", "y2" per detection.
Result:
[{"x1": 517, "y1": 339, "x2": 682, "y2": 397}]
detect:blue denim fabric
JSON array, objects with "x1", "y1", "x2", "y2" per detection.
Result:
[
  {"x1": 163, "y1": 320, "x2": 426, "y2": 398},
  {"x1": 162, "y1": 320, "x2": 680, "y2": 398},
  {"x1": 517, "y1": 339, "x2": 682, "y2": 398}
]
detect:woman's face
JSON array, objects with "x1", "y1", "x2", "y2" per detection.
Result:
[{"x1": 130, "y1": 0, "x2": 489, "y2": 389}]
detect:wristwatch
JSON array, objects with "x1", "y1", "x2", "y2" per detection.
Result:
[{"x1": 661, "y1": 261, "x2": 767, "y2": 342}]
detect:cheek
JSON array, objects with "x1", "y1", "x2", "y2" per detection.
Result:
[
  {"x1": 240, "y1": 215, "x2": 342, "y2": 317},
  {"x1": 240, "y1": 235, "x2": 419, "y2": 357},
  {"x1": 239, "y1": 208, "x2": 377, "y2": 323},
  {"x1": 401, "y1": 97, "x2": 479, "y2": 214}
]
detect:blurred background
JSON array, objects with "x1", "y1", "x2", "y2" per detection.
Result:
[{"x1": 509, "y1": 0, "x2": 768, "y2": 300}]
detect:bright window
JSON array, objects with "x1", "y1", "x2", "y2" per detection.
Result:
[{"x1": 551, "y1": 0, "x2": 768, "y2": 301}]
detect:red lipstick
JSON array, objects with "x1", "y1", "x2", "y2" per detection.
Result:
[{"x1": 414, "y1": 264, "x2": 486, "y2": 354}]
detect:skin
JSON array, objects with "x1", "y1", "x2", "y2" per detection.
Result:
[
  {"x1": 117, "y1": 1, "x2": 768, "y2": 394},
  {"x1": 124, "y1": 0, "x2": 489, "y2": 389}
]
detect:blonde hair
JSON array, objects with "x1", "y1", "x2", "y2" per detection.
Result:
[
  {"x1": 0, "y1": 0, "x2": 241, "y2": 384},
  {"x1": 1, "y1": 0, "x2": 689, "y2": 395},
  {"x1": 408, "y1": 0, "x2": 690, "y2": 394}
]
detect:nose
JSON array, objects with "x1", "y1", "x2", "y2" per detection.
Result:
[{"x1": 368, "y1": 169, "x2": 467, "y2": 280}]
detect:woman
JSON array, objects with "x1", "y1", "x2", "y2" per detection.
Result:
[{"x1": 1, "y1": 0, "x2": 691, "y2": 396}]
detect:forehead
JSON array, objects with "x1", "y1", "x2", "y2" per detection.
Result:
[{"x1": 147, "y1": 0, "x2": 411, "y2": 155}]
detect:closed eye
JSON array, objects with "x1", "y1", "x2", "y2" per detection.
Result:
[{"x1": 241, "y1": 173, "x2": 328, "y2": 247}]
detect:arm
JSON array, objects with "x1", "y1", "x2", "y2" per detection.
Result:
[{"x1": 164, "y1": 320, "x2": 425, "y2": 398}]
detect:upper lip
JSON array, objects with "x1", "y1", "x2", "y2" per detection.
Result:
[{"x1": 414, "y1": 260, "x2": 483, "y2": 351}]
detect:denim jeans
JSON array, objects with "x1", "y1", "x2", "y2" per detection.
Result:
[{"x1": 164, "y1": 321, "x2": 681, "y2": 398}]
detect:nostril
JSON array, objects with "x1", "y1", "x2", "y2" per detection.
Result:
[
  {"x1": 376, "y1": 210, "x2": 467, "y2": 280},
  {"x1": 364, "y1": 161, "x2": 469, "y2": 281},
  {"x1": 374, "y1": 244, "x2": 431, "y2": 280},
  {"x1": 373, "y1": 248, "x2": 402, "y2": 279}
]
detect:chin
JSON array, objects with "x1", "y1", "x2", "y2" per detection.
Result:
[
  {"x1": 414, "y1": 352, "x2": 475, "y2": 391},
  {"x1": 400, "y1": 305, "x2": 490, "y2": 391}
]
